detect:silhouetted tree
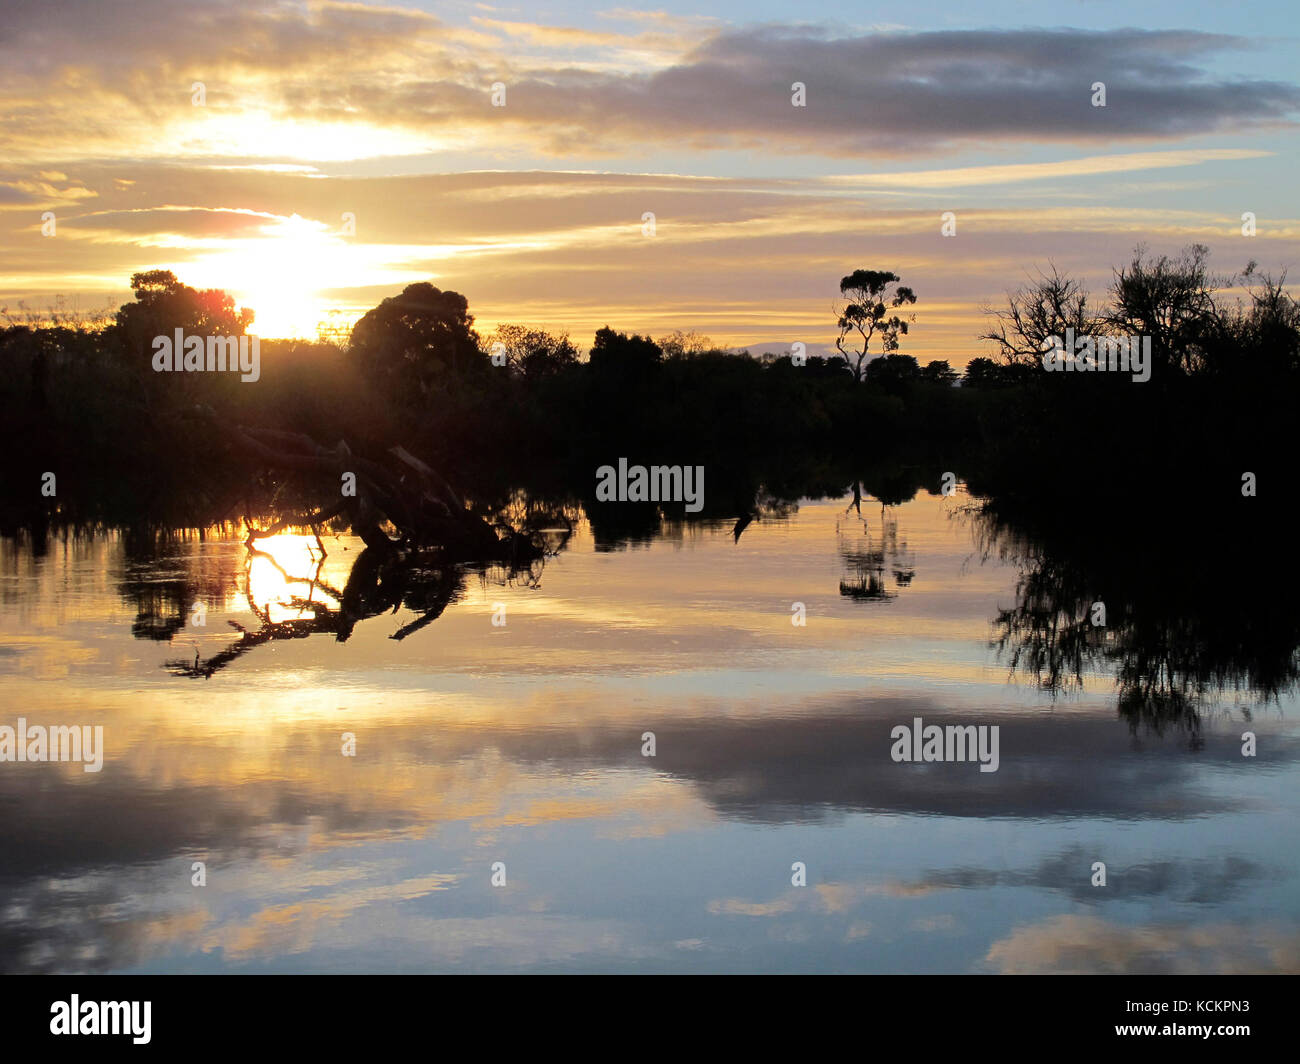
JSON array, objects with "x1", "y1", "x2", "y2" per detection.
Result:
[
  {"x1": 588, "y1": 326, "x2": 662, "y2": 373},
  {"x1": 834, "y1": 270, "x2": 917, "y2": 382},
  {"x1": 981, "y1": 265, "x2": 1094, "y2": 366},
  {"x1": 488, "y1": 324, "x2": 579, "y2": 381},
  {"x1": 110, "y1": 270, "x2": 253, "y2": 359},
  {"x1": 864, "y1": 353, "x2": 920, "y2": 393},
  {"x1": 657, "y1": 330, "x2": 714, "y2": 358},
  {"x1": 921, "y1": 359, "x2": 958, "y2": 385},
  {"x1": 1106, "y1": 243, "x2": 1225, "y2": 376},
  {"x1": 962, "y1": 357, "x2": 1000, "y2": 387},
  {"x1": 1215, "y1": 271, "x2": 1300, "y2": 375},
  {"x1": 349, "y1": 282, "x2": 485, "y2": 401}
]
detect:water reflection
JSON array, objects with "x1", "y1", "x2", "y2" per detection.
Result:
[
  {"x1": 109, "y1": 494, "x2": 576, "y2": 677},
  {"x1": 21, "y1": 479, "x2": 1300, "y2": 724},
  {"x1": 1, "y1": 479, "x2": 1298, "y2": 974},
  {"x1": 971, "y1": 494, "x2": 1300, "y2": 736},
  {"x1": 118, "y1": 532, "x2": 242, "y2": 642},
  {"x1": 838, "y1": 502, "x2": 915, "y2": 602}
]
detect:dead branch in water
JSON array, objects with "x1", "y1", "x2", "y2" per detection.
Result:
[{"x1": 226, "y1": 424, "x2": 523, "y2": 561}]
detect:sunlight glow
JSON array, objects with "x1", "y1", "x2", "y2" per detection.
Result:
[
  {"x1": 247, "y1": 533, "x2": 330, "y2": 622},
  {"x1": 187, "y1": 111, "x2": 442, "y2": 163},
  {"x1": 180, "y1": 214, "x2": 354, "y2": 338}
]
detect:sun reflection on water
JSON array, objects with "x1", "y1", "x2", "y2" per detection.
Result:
[{"x1": 247, "y1": 533, "x2": 331, "y2": 623}]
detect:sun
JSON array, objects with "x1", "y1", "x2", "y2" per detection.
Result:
[
  {"x1": 163, "y1": 209, "x2": 432, "y2": 340},
  {"x1": 181, "y1": 213, "x2": 351, "y2": 339}
]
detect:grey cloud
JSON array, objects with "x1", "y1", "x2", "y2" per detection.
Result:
[
  {"x1": 0, "y1": 184, "x2": 40, "y2": 206},
  {"x1": 0, "y1": 0, "x2": 440, "y2": 75},
  {"x1": 2, "y1": 9, "x2": 1296, "y2": 159},
  {"x1": 444, "y1": 26, "x2": 1300, "y2": 155}
]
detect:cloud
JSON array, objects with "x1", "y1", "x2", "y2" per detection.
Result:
[
  {"x1": 821, "y1": 149, "x2": 1274, "y2": 190},
  {"x1": 428, "y1": 26, "x2": 1300, "y2": 157},
  {"x1": 2, "y1": 159, "x2": 1297, "y2": 355},
  {"x1": 985, "y1": 914, "x2": 1300, "y2": 974},
  {"x1": 67, "y1": 206, "x2": 282, "y2": 242},
  {"x1": 1, "y1": 9, "x2": 1296, "y2": 162}
]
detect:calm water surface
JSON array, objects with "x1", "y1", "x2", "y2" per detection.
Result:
[{"x1": 2, "y1": 489, "x2": 1297, "y2": 973}]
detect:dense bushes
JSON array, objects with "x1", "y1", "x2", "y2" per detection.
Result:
[{"x1": 2, "y1": 250, "x2": 1297, "y2": 525}]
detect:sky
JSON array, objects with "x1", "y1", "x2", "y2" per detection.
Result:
[{"x1": 1, "y1": 0, "x2": 1297, "y2": 361}]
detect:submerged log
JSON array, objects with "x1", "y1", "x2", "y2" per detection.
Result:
[{"x1": 227, "y1": 424, "x2": 529, "y2": 562}]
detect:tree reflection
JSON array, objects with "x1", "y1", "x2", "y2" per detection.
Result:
[
  {"x1": 837, "y1": 479, "x2": 918, "y2": 602},
  {"x1": 155, "y1": 497, "x2": 576, "y2": 678},
  {"x1": 971, "y1": 497, "x2": 1299, "y2": 736}
]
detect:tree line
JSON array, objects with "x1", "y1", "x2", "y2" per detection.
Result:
[{"x1": 0, "y1": 243, "x2": 1295, "y2": 528}]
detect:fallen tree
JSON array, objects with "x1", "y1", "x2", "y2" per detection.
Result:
[{"x1": 226, "y1": 424, "x2": 537, "y2": 562}]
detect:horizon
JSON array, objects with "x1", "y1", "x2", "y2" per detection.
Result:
[{"x1": 2, "y1": 1, "x2": 1298, "y2": 362}]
